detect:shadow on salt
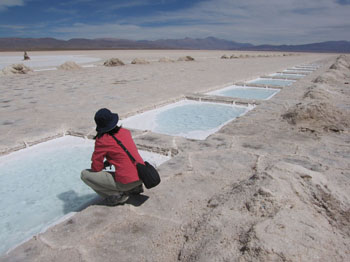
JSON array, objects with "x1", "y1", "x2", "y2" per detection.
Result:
[{"x1": 121, "y1": 100, "x2": 254, "y2": 140}]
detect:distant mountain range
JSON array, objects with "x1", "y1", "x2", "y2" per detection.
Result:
[{"x1": 0, "y1": 37, "x2": 349, "y2": 53}]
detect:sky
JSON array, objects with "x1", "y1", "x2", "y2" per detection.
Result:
[{"x1": 0, "y1": 0, "x2": 349, "y2": 45}]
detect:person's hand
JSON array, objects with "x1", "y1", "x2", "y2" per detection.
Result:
[{"x1": 104, "y1": 160, "x2": 111, "y2": 168}]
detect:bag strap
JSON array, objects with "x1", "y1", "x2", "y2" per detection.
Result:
[{"x1": 111, "y1": 134, "x2": 136, "y2": 164}]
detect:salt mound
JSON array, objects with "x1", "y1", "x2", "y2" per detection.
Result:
[
  {"x1": 313, "y1": 72, "x2": 338, "y2": 84},
  {"x1": 282, "y1": 101, "x2": 349, "y2": 133},
  {"x1": 159, "y1": 57, "x2": 174, "y2": 63},
  {"x1": 178, "y1": 56, "x2": 195, "y2": 61},
  {"x1": 330, "y1": 62, "x2": 349, "y2": 71},
  {"x1": 314, "y1": 57, "x2": 349, "y2": 84},
  {"x1": 58, "y1": 61, "x2": 82, "y2": 70},
  {"x1": 329, "y1": 55, "x2": 350, "y2": 70},
  {"x1": 221, "y1": 54, "x2": 229, "y2": 59},
  {"x1": 313, "y1": 76, "x2": 326, "y2": 84},
  {"x1": 103, "y1": 58, "x2": 125, "y2": 67},
  {"x1": 303, "y1": 86, "x2": 333, "y2": 101},
  {"x1": 1, "y1": 64, "x2": 33, "y2": 75},
  {"x1": 131, "y1": 58, "x2": 150, "y2": 64}
]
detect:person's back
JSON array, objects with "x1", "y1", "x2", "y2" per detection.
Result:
[
  {"x1": 81, "y1": 108, "x2": 144, "y2": 206},
  {"x1": 92, "y1": 128, "x2": 144, "y2": 184}
]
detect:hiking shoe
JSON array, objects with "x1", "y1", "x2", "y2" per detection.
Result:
[
  {"x1": 127, "y1": 184, "x2": 144, "y2": 195},
  {"x1": 104, "y1": 194, "x2": 129, "y2": 206}
]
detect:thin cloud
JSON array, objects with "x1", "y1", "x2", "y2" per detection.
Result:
[
  {"x1": 93, "y1": 0, "x2": 349, "y2": 44},
  {"x1": 0, "y1": 0, "x2": 25, "y2": 11},
  {"x1": 0, "y1": 24, "x2": 27, "y2": 30},
  {"x1": 2, "y1": 0, "x2": 350, "y2": 44},
  {"x1": 108, "y1": 0, "x2": 153, "y2": 11},
  {"x1": 336, "y1": 0, "x2": 350, "y2": 5},
  {"x1": 45, "y1": 7, "x2": 78, "y2": 15}
]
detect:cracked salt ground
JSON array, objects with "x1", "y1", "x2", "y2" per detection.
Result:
[{"x1": 0, "y1": 136, "x2": 170, "y2": 255}]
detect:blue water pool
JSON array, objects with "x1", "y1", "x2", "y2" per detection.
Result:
[
  {"x1": 287, "y1": 68, "x2": 313, "y2": 72},
  {"x1": 122, "y1": 100, "x2": 252, "y2": 140},
  {"x1": 270, "y1": 73, "x2": 305, "y2": 79},
  {"x1": 207, "y1": 85, "x2": 279, "y2": 100},
  {"x1": 248, "y1": 78, "x2": 295, "y2": 87},
  {"x1": 0, "y1": 136, "x2": 169, "y2": 255},
  {"x1": 294, "y1": 66, "x2": 317, "y2": 70},
  {"x1": 283, "y1": 69, "x2": 311, "y2": 74}
]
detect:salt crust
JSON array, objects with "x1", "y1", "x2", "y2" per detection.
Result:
[{"x1": 2, "y1": 52, "x2": 350, "y2": 261}]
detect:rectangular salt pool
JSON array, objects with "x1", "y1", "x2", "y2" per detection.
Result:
[
  {"x1": 294, "y1": 66, "x2": 317, "y2": 70},
  {"x1": 0, "y1": 136, "x2": 170, "y2": 255},
  {"x1": 247, "y1": 78, "x2": 295, "y2": 87},
  {"x1": 283, "y1": 69, "x2": 311, "y2": 74},
  {"x1": 121, "y1": 100, "x2": 253, "y2": 140},
  {"x1": 206, "y1": 85, "x2": 279, "y2": 100},
  {"x1": 270, "y1": 73, "x2": 305, "y2": 79},
  {"x1": 287, "y1": 68, "x2": 313, "y2": 72}
]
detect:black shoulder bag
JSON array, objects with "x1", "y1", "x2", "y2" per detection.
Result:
[{"x1": 111, "y1": 135, "x2": 161, "y2": 189}]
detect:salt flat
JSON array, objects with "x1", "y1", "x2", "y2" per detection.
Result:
[
  {"x1": 0, "y1": 54, "x2": 100, "y2": 70},
  {"x1": 0, "y1": 50, "x2": 329, "y2": 152},
  {"x1": 0, "y1": 50, "x2": 349, "y2": 261}
]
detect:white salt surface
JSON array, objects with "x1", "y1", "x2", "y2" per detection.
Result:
[
  {"x1": 121, "y1": 100, "x2": 253, "y2": 140},
  {"x1": 0, "y1": 136, "x2": 169, "y2": 255},
  {"x1": 0, "y1": 55, "x2": 101, "y2": 70}
]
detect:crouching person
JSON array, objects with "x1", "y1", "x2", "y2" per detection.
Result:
[{"x1": 81, "y1": 108, "x2": 144, "y2": 206}]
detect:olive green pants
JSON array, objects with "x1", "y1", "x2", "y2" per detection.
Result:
[{"x1": 81, "y1": 169, "x2": 142, "y2": 198}]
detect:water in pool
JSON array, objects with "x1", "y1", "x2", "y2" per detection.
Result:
[
  {"x1": 288, "y1": 68, "x2": 313, "y2": 72},
  {"x1": 270, "y1": 73, "x2": 305, "y2": 79},
  {"x1": 122, "y1": 100, "x2": 252, "y2": 140},
  {"x1": 0, "y1": 136, "x2": 169, "y2": 255},
  {"x1": 207, "y1": 85, "x2": 279, "y2": 100},
  {"x1": 248, "y1": 78, "x2": 295, "y2": 87},
  {"x1": 294, "y1": 66, "x2": 317, "y2": 70},
  {"x1": 283, "y1": 69, "x2": 311, "y2": 74}
]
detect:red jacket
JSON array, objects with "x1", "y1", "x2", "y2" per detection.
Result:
[{"x1": 91, "y1": 128, "x2": 144, "y2": 184}]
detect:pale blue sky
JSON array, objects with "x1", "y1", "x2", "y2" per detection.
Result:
[{"x1": 0, "y1": 0, "x2": 349, "y2": 44}]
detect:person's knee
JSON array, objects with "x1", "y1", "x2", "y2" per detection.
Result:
[{"x1": 81, "y1": 169, "x2": 90, "y2": 181}]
